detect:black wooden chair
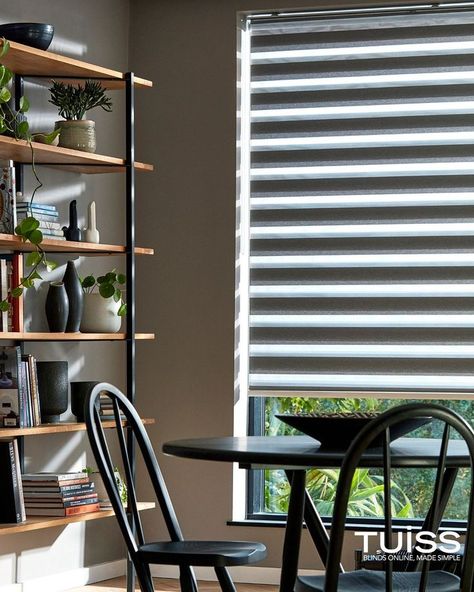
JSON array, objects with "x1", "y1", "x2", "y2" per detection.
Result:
[
  {"x1": 295, "y1": 403, "x2": 474, "y2": 592},
  {"x1": 84, "y1": 382, "x2": 266, "y2": 592}
]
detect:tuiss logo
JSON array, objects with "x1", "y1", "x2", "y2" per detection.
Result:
[{"x1": 355, "y1": 527, "x2": 462, "y2": 563}]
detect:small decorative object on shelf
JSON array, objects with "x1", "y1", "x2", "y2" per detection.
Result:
[
  {"x1": 0, "y1": 160, "x2": 16, "y2": 233},
  {"x1": 71, "y1": 381, "x2": 99, "y2": 422},
  {"x1": 50, "y1": 80, "x2": 113, "y2": 153},
  {"x1": 0, "y1": 347, "x2": 21, "y2": 427},
  {"x1": 36, "y1": 361, "x2": 68, "y2": 423},
  {"x1": 62, "y1": 199, "x2": 81, "y2": 241},
  {"x1": 84, "y1": 201, "x2": 100, "y2": 243},
  {"x1": 45, "y1": 281, "x2": 69, "y2": 332},
  {"x1": 63, "y1": 260, "x2": 83, "y2": 332}
]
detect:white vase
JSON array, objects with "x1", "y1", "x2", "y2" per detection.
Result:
[
  {"x1": 56, "y1": 119, "x2": 96, "y2": 153},
  {"x1": 80, "y1": 293, "x2": 122, "y2": 333}
]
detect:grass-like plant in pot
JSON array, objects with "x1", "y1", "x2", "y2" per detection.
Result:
[
  {"x1": 49, "y1": 80, "x2": 112, "y2": 153},
  {"x1": 80, "y1": 270, "x2": 126, "y2": 333}
]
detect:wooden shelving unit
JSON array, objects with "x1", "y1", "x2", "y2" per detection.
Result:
[
  {"x1": 0, "y1": 135, "x2": 153, "y2": 174},
  {"x1": 0, "y1": 418, "x2": 155, "y2": 438},
  {"x1": 0, "y1": 40, "x2": 155, "y2": 591},
  {"x1": 0, "y1": 502, "x2": 155, "y2": 536},
  {"x1": 0, "y1": 233, "x2": 153, "y2": 255},
  {"x1": 0, "y1": 332, "x2": 155, "y2": 341},
  {"x1": 0, "y1": 41, "x2": 152, "y2": 89}
]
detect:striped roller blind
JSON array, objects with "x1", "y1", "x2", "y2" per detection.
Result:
[{"x1": 246, "y1": 6, "x2": 474, "y2": 397}]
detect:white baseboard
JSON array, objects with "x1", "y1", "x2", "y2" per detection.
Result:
[
  {"x1": 0, "y1": 559, "x2": 126, "y2": 592},
  {"x1": 150, "y1": 565, "x2": 323, "y2": 585}
]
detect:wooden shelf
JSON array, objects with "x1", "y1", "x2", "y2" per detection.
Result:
[
  {"x1": 0, "y1": 332, "x2": 155, "y2": 341},
  {"x1": 0, "y1": 135, "x2": 153, "y2": 174},
  {"x1": 0, "y1": 502, "x2": 155, "y2": 535},
  {"x1": 0, "y1": 418, "x2": 155, "y2": 438},
  {"x1": 0, "y1": 233, "x2": 154, "y2": 255},
  {"x1": 0, "y1": 41, "x2": 152, "y2": 89}
]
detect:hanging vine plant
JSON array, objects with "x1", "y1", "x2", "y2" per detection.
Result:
[{"x1": 0, "y1": 38, "x2": 60, "y2": 312}]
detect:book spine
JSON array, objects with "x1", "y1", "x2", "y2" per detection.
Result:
[
  {"x1": 29, "y1": 356, "x2": 41, "y2": 426},
  {"x1": 12, "y1": 439, "x2": 26, "y2": 522},
  {"x1": 0, "y1": 259, "x2": 7, "y2": 331},
  {"x1": 65, "y1": 502, "x2": 100, "y2": 516},
  {"x1": 25, "y1": 496, "x2": 100, "y2": 509},
  {"x1": 18, "y1": 360, "x2": 28, "y2": 428},
  {"x1": 16, "y1": 203, "x2": 57, "y2": 212},
  {"x1": 9, "y1": 440, "x2": 25, "y2": 522},
  {"x1": 11, "y1": 254, "x2": 23, "y2": 332},
  {"x1": 17, "y1": 212, "x2": 59, "y2": 222},
  {"x1": 37, "y1": 221, "x2": 61, "y2": 231}
]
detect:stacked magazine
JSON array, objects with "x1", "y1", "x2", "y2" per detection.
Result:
[
  {"x1": 16, "y1": 202, "x2": 65, "y2": 241},
  {"x1": 22, "y1": 472, "x2": 100, "y2": 517}
]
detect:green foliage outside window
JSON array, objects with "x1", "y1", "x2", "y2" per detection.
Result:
[{"x1": 262, "y1": 397, "x2": 472, "y2": 521}]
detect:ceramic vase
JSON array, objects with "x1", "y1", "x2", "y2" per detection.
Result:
[
  {"x1": 63, "y1": 199, "x2": 82, "y2": 242},
  {"x1": 36, "y1": 361, "x2": 69, "y2": 423},
  {"x1": 84, "y1": 201, "x2": 100, "y2": 243},
  {"x1": 56, "y1": 119, "x2": 96, "y2": 153},
  {"x1": 45, "y1": 282, "x2": 69, "y2": 332},
  {"x1": 63, "y1": 260, "x2": 83, "y2": 332},
  {"x1": 70, "y1": 381, "x2": 99, "y2": 422},
  {"x1": 80, "y1": 294, "x2": 122, "y2": 333}
]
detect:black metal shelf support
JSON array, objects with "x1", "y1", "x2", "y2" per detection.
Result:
[{"x1": 125, "y1": 70, "x2": 137, "y2": 592}]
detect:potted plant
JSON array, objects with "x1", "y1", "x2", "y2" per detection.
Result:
[
  {"x1": 80, "y1": 270, "x2": 126, "y2": 333},
  {"x1": 49, "y1": 80, "x2": 112, "y2": 153}
]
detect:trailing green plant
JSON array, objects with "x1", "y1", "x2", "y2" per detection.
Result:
[
  {"x1": 0, "y1": 39, "x2": 60, "y2": 312},
  {"x1": 81, "y1": 270, "x2": 126, "y2": 317},
  {"x1": 49, "y1": 80, "x2": 113, "y2": 120}
]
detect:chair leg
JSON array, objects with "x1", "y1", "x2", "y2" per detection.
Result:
[
  {"x1": 179, "y1": 565, "x2": 199, "y2": 592},
  {"x1": 135, "y1": 563, "x2": 155, "y2": 592},
  {"x1": 215, "y1": 566, "x2": 237, "y2": 592}
]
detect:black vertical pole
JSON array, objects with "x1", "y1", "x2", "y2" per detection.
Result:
[
  {"x1": 13, "y1": 74, "x2": 24, "y2": 194},
  {"x1": 125, "y1": 71, "x2": 136, "y2": 592}
]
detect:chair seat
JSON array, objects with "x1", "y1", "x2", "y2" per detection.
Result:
[
  {"x1": 138, "y1": 540, "x2": 267, "y2": 567},
  {"x1": 296, "y1": 569, "x2": 460, "y2": 592}
]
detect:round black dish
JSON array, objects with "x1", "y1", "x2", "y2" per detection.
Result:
[
  {"x1": 0, "y1": 23, "x2": 54, "y2": 50},
  {"x1": 275, "y1": 413, "x2": 432, "y2": 450}
]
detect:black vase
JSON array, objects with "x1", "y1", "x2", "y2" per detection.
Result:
[
  {"x1": 45, "y1": 282, "x2": 69, "y2": 332},
  {"x1": 62, "y1": 199, "x2": 82, "y2": 241},
  {"x1": 63, "y1": 260, "x2": 83, "y2": 332},
  {"x1": 71, "y1": 381, "x2": 99, "y2": 422},
  {"x1": 36, "y1": 361, "x2": 69, "y2": 423}
]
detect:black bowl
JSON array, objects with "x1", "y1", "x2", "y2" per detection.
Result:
[
  {"x1": 275, "y1": 413, "x2": 432, "y2": 450},
  {"x1": 0, "y1": 23, "x2": 54, "y2": 51}
]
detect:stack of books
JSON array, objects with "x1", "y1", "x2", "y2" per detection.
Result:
[
  {"x1": 99, "y1": 393, "x2": 125, "y2": 420},
  {"x1": 0, "y1": 346, "x2": 41, "y2": 428},
  {"x1": 22, "y1": 472, "x2": 100, "y2": 517},
  {"x1": 16, "y1": 202, "x2": 65, "y2": 241}
]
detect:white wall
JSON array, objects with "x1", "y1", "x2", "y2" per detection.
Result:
[{"x1": 0, "y1": 0, "x2": 133, "y2": 587}]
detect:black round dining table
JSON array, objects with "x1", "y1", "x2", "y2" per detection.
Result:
[{"x1": 163, "y1": 435, "x2": 470, "y2": 592}]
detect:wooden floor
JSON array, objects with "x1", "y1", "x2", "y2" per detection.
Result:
[{"x1": 70, "y1": 577, "x2": 277, "y2": 592}]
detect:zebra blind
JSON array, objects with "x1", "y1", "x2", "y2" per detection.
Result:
[{"x1": 246, "y1": 7, "x2": 474, "y2": 396}]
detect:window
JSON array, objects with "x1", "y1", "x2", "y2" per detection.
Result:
[{"x1": 236, "y1": 5, "x2": 474, "y2": 523}]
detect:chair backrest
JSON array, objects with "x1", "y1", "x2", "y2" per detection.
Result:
[
  {"x1": 84, "y1": 382, "x2": 184, "y2": 560},
  {"x1": 324, "y1": 403, "x2": 474, "y2": 592}
]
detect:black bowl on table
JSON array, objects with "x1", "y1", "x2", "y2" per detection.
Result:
[
  {"x1": 0, "y1": 23, "x2": 54, "y2": 50},
  {"x1": 275, "y1": 413, "x2": 432, "y2": 450}
]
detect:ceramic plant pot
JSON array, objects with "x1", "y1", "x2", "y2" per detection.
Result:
[
  {"x1": 70, "y1": 381, "x2": 99, "y2": 422},
  {"x1": 80, "y1": 293, "x2": 122, "y2": 333},
  {"x1": 63, "y1": 260, "x2": 83, "y2": 332},
  {"x1": 56, "y1": 119, "x2": 96, "y2": 153},
  {"x1": 45, "y1": 282, "x2": 69, "y2": 332},
  {"x1": 36, "y1": 361, "x2": 69, "y2": 423}
]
